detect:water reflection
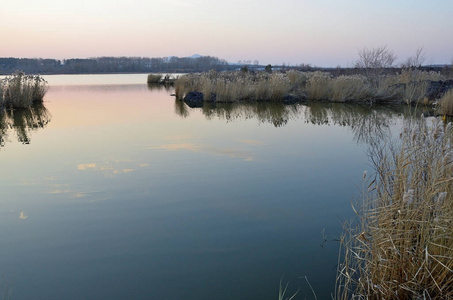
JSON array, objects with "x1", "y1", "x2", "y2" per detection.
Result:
[
  {"x1": 0, "y1": 103, "x2": 51, "y2": 147},
  {"x1": 174, "y1": 100, "x2": 302, "y2": 127},
  {"x1": 175, "y1": 100, "x2": 430, "y2": 143},
  {"x1": 147, "y1": 83, "x2": 174, "y2": 92}
]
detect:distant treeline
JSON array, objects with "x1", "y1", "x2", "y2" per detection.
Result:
[{"x1": 0, "y1": 56, "x2": 234, "y2": 74}]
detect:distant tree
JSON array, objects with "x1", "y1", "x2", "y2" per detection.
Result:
[
  {"x1": 0, "y1": 55, "x2": 232, "y2": 74},
  {"x1": 265, "y1": 64, "x2": 272, "y2": 73},
  {"x1": 401, "y1": 47, "x2": 426, "y2": 69},
  {"x1": 299, "y1": 63, "x2": 312, "y2": 71},
  {"x1": 240, "y1": 66, "x2": 249, "y2": 73},
  {"x1": 253, "y1": 60, "x2": 259, "y2": 66},
  {"x1": 355, "y1": 45, "x2": 397, "y2": 86}
]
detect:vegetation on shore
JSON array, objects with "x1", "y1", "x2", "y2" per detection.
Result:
[
  {"x1": 336, "y1": 116, "x2": 453, "y2": 299},
  {"x1": 1, "y1": 71, "x2": 48, "y2": 108},
  {"x1": 175, "y1": 69, "x2": 453, "y2": 115},
  {"x1": 147, "y1": 74, "x2": 163, "y2": 83},
  {"x1": 147, "y1": 73, "x2": 177, "y2": 85},
  {"x1": 175, "y1": 47, "x2": 453, "y2": 115}
]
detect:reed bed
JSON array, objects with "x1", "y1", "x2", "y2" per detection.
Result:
[
  {"x1": 1, "y1": 72, "x2": 48, "y2": 108},
  {"x1": 147, "y1": 74, "x2": 163, "y2": 83},
  {"x1": 336, "y1": 116, "x2": 453, "y2": 299},
  {"x1": 175, "y1": 70, "x2": 446, "y2": 106}
]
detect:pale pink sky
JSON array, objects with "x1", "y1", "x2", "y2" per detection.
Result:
[{"x1": 1, "y1": 0, "x2": 452, "y2": 66}]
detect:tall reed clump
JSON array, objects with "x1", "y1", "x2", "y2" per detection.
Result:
[
  {"x1": 147, "y1": 74, "x2": 163, "y2": 84},
  {"x1": 330, "y1": 75, "x2": 372, "y2": 102},
  {"x1": 1, "y1": 72, "x2": 48, "y2": 108},
  {"x1": 438, "y1": 89, "x2": 453, "y2": 116},
  {"x1": 306, "y1": 71, "x2": 332, "y2": 100},
  {"x1": 396, "y1": 69, "x2": 443, "y2": 105},
  {"x1": 336, "y1": 117, "x2": 453, "y2": 300}
]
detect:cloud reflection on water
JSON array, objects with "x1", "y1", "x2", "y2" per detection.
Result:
[
  {"x1": 77, "y1": 160, "x2": 149, "y2": 176},
  {"x1": 150, "y1": 141, "x2": 256, "y2": 162}
]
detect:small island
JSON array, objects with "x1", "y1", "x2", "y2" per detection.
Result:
[
  {"x1": 174, "y1": 69, "x2": 453, "y2": 115},
  {"x1": 171, "y1": 47, "x2": 453, "y2": 116}
]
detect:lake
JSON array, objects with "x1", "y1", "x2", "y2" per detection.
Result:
[{"x1": 0, "y1": 74, "x2": 412, "y2": 300}]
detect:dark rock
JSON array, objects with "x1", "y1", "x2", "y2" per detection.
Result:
[
  {"x1": 183, "y1": 91, "x2": 204, "y2": 108},
  {"x1": 282, "y1": 94, "x2": 297, "y2": 104},
  {"x1": 184, "y1": 91, "x2": 204, "y2": 102},
  {"x1": 426, "y1": 80, "x2": 453, "y2": 101}
]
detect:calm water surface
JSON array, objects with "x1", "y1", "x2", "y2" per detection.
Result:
[{"x1": 0, "y1": 74, "x2": 408, "y2": 300}]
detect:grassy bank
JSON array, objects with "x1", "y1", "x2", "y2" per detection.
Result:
[
  {"x1": 175, "y1": 70, "x2": 453, "y2": 114},
  {"x1": 1, "y1": 72, "x2": 48, "y2": 108},
  {"x1": 336, "y1": 117, "x2": 453, "y2": 299}
]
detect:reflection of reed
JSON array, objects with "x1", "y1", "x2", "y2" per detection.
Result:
[
  {"x1": 304, "y1": 103, "x2": 429, "y2": 143},
  {"x1": 0, "y1": 103, "x2": 51, "y2": 146},
  {"x1": 147, "y1": 83, "x2": 173, "y2": 92},
  {"x1": 197, "y1": 101, "x2": 300, "y2": 127},
  {"x1": 174, "y1": 100, "x2": 430, "y2": 142},
  {"x1": 174, "y1": 99, "x2": 190, "y2": 118}
]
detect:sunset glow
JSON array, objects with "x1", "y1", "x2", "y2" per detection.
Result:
[{"x1": 1, "y1": 0, "x2": 452, "y2": 66}]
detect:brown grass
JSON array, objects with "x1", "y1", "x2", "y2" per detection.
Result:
[
  {"x1": 174, "y1": 70, "x2": 444, "y2": 105},
  {"x1": 336, "y1": 117, "x2": 453, "y2": 300}
]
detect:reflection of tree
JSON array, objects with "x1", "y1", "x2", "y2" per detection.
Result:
[
  {"x1": 0, "y1": 103, "x2": 51, "y2": 147},
  {"x1": 174, "y1": 99, "x2": 430, "y2": 143}
]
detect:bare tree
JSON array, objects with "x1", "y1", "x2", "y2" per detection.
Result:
[
  {"x1": 355, "y1": 46, "x2": 397, "y2": 85},
  {"x1": 401, "y1": 47, "x2": 426, "y2": 69}
]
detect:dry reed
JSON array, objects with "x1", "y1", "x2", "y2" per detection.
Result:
[
  {"x1": 396, "y1": 69, "x2": 442, "y2": 105},
  {"x1": 1, "y1": 72, "x2": 48, "y2": 108},
  {"x1": 438, "y1": 89, "x2": 453, "y2": 116},
  {"x1": 336, "y1": 116, "x2": 453, "y2": 300},
  {"x1": 147, "y1": 74, "x2": 163, "y2": 84},
  {"x1": 175, "y1": 70, "x2": 446, "y2": 105}
]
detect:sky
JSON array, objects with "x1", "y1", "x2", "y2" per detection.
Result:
[{"x1": 1, "y1": 0, "x2": 452, "y2": 67}]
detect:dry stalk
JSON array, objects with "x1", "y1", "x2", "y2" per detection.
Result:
[{"x1": 336, "y1": 116, "x2": 453, "y2": 299}]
